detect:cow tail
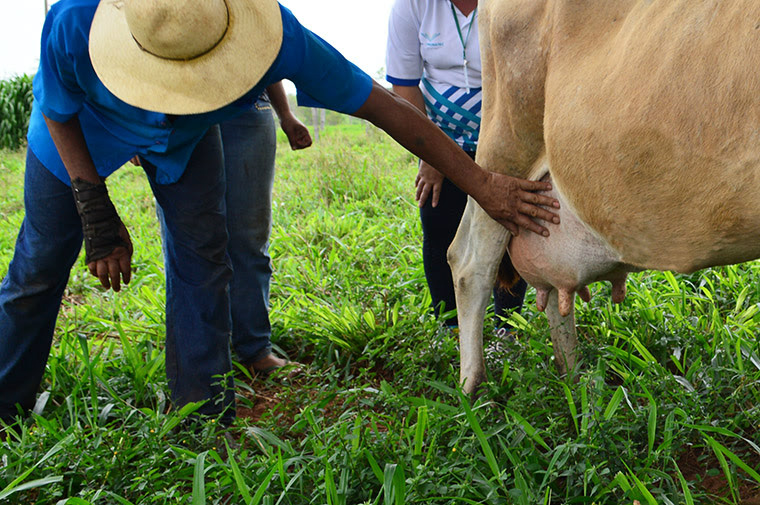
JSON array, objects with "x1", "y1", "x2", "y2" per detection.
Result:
[{"x1": 496, "y1": 250, "x2": 523, "y2": 293}]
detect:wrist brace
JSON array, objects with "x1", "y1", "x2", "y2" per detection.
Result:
[{"x1": 71, "y1": 178, "x2": 128, "y2": 263}]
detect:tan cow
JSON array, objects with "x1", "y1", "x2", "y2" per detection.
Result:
[{"x1": 449, "y1": 0, "x2": 760, "y2": 393}]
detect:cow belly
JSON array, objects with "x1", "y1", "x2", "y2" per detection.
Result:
[{"x1": 508, "y1": 175, "x2": 634, "y2": 315}]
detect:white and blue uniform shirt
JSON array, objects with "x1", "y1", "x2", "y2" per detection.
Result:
[{"x1": 386, "y1": 0, "x2": 481, "y2": 151}]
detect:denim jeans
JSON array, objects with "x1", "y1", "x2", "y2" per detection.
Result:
[
  {"x1": 0, "y1": 128, "x2": 236, "y2": 423},
  {"x1": 0, "y1": 150, "x2": 83, "y2": 420},
  {"x1": 219, "y1": 103, "x2": 277, "y2": 365},
  {"x1": 157, "y1": 104, "x2": 277, "y2": 368}
]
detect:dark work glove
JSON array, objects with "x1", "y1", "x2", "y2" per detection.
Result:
[{"x1": 71, "y1": 177, "x2": 129, "y2": 263}]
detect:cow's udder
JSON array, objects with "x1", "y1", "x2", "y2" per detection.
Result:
[{"x1": 507, "y1": 174, "x2": 632, "y2": 316}]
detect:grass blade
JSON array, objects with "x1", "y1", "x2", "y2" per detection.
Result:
[
  {"x1": 191, "y1": 451, "x2": 207, "y2": 505},
  {"x1": 460, "y1": 394, "x2": 503, "y2": 485},
  {"x1": 673, "y1": 461, "x2": 695, "y2": 505},
  {"x1": 251, "y1": 464, "x2": 278, "y2": 505},
  {"x1": 0, "y1": 476, "x2": 64, "y2": 500},
  {"x1": 603, "y1": 386, "x2": 626, "y2": 421},
  {"x1": 226, "y1": 439, "x2": 253, "y2": 504},
  {"x1": 382, "y1": 463, "x2": 406, "y2": 505}
]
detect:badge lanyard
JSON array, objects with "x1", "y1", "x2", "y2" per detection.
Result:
[{"x1": 450, "y1": 2, "x2": 477, "y2": 92}]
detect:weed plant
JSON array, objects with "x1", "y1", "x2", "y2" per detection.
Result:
[{"x1": 0, "y1": 125, "x2": 758, "y2": 504}]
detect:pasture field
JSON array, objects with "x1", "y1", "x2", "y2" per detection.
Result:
[{"x1": 0, "y1": 124, "x2": 759, "y2": 504}]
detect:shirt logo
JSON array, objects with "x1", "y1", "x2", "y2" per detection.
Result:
[{"x1": 421, "y1": 32, "x2": 444, "y2": 48}]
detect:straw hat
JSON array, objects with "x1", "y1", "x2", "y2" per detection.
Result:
[{"x1": 89, "y1": 0, "x2": 283, "y2": 114}]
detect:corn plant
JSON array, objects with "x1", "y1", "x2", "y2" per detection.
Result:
[{"x1": 0, "y1": 74, "x2": 34, "y2": 150}]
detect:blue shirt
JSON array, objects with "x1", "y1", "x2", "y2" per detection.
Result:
[{"x1": 28, "y1": 0, "x2": 373, "y2": 185}]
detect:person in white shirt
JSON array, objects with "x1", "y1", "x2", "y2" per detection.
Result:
[{"x1": 386, "y1": 0, "x2": 527, "y2": 332}]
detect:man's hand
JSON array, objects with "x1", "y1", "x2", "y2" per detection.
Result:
[
  {"x1": 266, "y1": 81, "x2": 312, "y2": 150},
  {"x1": 71, "y1": 177, "x2": 133, "y2": 292},
  {"x1": 476, "y1": 173, "x2": 560, "y2": 236},
  {"x1": 87, "y1": 223, "x2": 133, "y2": 292},
  {"x1": 280, "y1": 113, "x2": 312, "y2": 150},
  {"x1": 415, "y1": 161, "x2": 445, "y2": 208}
]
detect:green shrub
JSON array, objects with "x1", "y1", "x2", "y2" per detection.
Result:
[{"x1": 0, "y1": 74, "x2": 34, "y2": 150}]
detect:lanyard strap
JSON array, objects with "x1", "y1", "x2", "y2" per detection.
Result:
[{"x1": 450, "y1": 2, "x2": 477, "y2": 91}]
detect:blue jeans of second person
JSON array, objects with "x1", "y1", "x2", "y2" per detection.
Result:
[
  {"x1": 220, "y1": 104, "x2": 277, "y2": 365},
  {"x1": 0, "y1": 128, "x2": 236, "y2": 423},
  {"x1": 157, "y1": 104, "x2": 277, "y2": 367}
]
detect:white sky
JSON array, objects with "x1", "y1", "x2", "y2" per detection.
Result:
[{"x1": 0, "y1": 0, "x2": 395, "y2": 89}]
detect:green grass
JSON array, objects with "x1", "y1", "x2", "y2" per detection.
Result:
[{"x1": 1, "y1": 125, "x2": 759, "y2": 504}]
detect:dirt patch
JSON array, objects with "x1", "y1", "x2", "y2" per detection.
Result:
[
  {"x1": 678, "y1": 447, "x2": 760, "y2": 504},
  {"x1": 236, "y1": 385, "x2": 282, "y2": 423},
  {"x1": 233, "y1": 364, "x2": 392, "y2": 434},
  {"x1": 235, "y1": 376, "x2": 302, "y2": 425}
]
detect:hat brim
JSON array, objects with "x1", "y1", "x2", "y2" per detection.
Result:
[{"x1": 89, "y1": 0, "x2": 283, "y2": 114}]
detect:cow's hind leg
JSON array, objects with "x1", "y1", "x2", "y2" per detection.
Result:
[
  {"x1": 545, "y1": 288, "x2": 578, "y2": 377},
  {"x1": 448, "y1": 197, "x2": 510, "y2": 394}
]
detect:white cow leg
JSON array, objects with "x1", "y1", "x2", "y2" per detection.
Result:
[
  {"x1": 545, "y1": 288, "x2": 578, "y2": 377},
  {"x1": 448, "y1": 198, "x2": 510, "y2": 394}
]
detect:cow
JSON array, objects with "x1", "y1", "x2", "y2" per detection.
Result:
[{"x1": 448, "y1": 0, "x2": 760, "y2": 393}]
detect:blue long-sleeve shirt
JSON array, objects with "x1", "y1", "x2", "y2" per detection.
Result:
[{"x1": 29, "y1": 0, "x2": 373, "y2": 185}]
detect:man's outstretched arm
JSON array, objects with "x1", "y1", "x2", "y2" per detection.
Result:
[{"x1": 352, "y1": 82, "x2": 560, "y2": 236}]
